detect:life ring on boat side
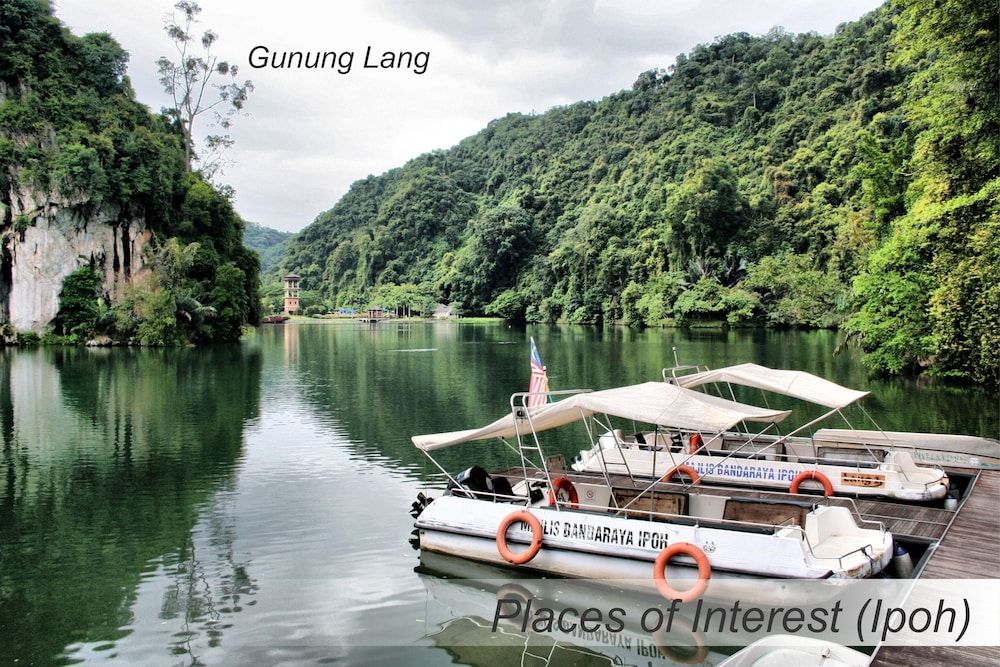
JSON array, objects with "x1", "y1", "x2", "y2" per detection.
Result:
[
  {"x1": 548, "y1": 476, "x2": 580, "y2": 508},
  {"x1": 688, "y1": 432, "x2": 703, "y2": 454},
  {"x1": 496, "y1": 510, "x2": 544, "y2": 565},
  {"x1": 661, "y1": 465, "x2": 700, "y2": 485},
  {"x1": 789, "y1": 470, "x2": 834, "y2": 496},
  {"x1": 653, "y1": 542, "x2": 711, "y2": 602}
]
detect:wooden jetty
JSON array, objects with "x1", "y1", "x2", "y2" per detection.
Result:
[{"x1": 870, "y1": 469, "x2": 1000, "y2": 667}]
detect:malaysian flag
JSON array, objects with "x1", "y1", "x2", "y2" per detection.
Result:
[{"x1": 527, "y1": 337, "x2": 550, "y2": 407}]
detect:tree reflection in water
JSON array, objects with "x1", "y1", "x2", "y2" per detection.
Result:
[{"x1": 0, "y1": 346, "x2": 261, "y2": 665}]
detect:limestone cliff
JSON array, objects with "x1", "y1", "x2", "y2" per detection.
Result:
[{"x1": 1, "y1": 191, "x2": 149, "y2": 332}]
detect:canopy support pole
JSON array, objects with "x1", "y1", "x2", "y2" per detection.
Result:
[
  {"x1": 581, "y1": 411, "x2": 620, "y2": 509},
  {"x1": 592, "y1": 413, "x2": 637, "y2": 484}
]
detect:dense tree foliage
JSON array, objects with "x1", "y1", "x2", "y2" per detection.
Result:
[
  {"x1": 844, "y1": 0, "x2": 998, "y2": 383},
  {"x1": 272, "y1": 0, "x2": 995, "y2": 383},
  {"x1": 0, "y1": 0, "x2": 260, "y2": 344},
  {"x1": 53, "y1": 267, "x2": 102, "y2": 335}
]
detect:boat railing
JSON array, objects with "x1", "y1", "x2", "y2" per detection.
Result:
[
  {"x1": 661, "y1": 364, "x2": 709, "y2": 383},
  {"x1": 832, "y1": 542, "x2": 876, "y2": 570},
  {"x1": 508, "y1": 389, "x2": 594, "y2": 513},
  {"x1": 691, "y1": 443, "x2": 876, "y2": 469},
  {"x1": 558, "y1": 495, "x2": 792, "y2": 534},
  {"x1": 449, "y1": 488, "x2": 533, "y2": 505},
  {"x1": 617, "y1": 432, "x2": 936, "y2": 481}
]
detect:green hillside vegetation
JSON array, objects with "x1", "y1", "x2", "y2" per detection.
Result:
[
  {"x1": 0, "y1": 0, "x2": 260, "y2": 344},
  {"x1": 243, "y1": 221, "x2": 291, "y2": 273},
  {"x1": 274, "y1": 0, "x2": 996, "y2": 383}
]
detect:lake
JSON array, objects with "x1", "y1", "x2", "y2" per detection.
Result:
[{"x1": 1, "y1": 322, "x2": 996, "y2": 665}]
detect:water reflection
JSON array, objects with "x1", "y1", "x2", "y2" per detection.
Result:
[
  {"x1": 263, "y1": 322, "x2": 997, "y2": 481},
  {"x1": 0, "y1": 347, "x2": 261, "y2": 665},
  {"x1": 417, "y1": 552, "x2": 716, "y2": 666}
]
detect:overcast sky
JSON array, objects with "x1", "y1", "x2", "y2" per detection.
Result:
[{"x1": 54, "y1": 0, "x2": 884, "y2": 233}]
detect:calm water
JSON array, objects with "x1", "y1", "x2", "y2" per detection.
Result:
[{"x1": 1, "y1": 323, "x2": 996, "y2": 665}]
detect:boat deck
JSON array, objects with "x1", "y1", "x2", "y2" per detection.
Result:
[
  {"x1": 870, "y1": 469, "x2": 1000, "y2": 667},
  {"x1": 492, "y1": 466, "x2": 953, "y2": 541}
]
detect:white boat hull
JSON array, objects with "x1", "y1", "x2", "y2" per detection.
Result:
[{"x1": 415, "y1": 496, "x2": 893, "y2": 595}]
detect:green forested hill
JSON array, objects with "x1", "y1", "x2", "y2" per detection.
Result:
[
  {"x1": 275, "y1": 0, "x2": 997, "y2": 384},
  {"x1": 243, "y1": 221, "x2": 291, "y2": 273},
  {"x1": 0, "y1": 0, "x2": 260, "y2": 344}
]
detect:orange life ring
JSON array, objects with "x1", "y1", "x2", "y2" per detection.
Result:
[
  {"x1": 548, "y1": 476, "x2": 580, "y2": 508},
  {"x1": 789, "y1": 470, "x2": 834, "y2": 496},
  {"x1": 661, "y1": 465, "x2": 700, "y2": 485},
  {"x1": 496, "y1": 510, "x2": 543, "y2": 565},
  {"x1": 653, "y1": 542, "x2": 711, "y2": 602},
  {"x1": 688, "y1": 433, "x2": 703, "y2": 454}
]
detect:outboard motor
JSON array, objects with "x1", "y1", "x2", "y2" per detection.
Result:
[
  {"x1": 943, "y1": 487, "x2": 960, "y2": 511},
  {"x1": 492, "y1": 476, "x2": 514, "y2": 500},
  {"x1": 447, "y1": 466, "x2": 495, "y2": 500},
  {"x1": 891, "y1": 544, "x2": 914, "y2": 578},
  {"x1": 410, "y1": 491, "x2": 433, "y2": 519}
]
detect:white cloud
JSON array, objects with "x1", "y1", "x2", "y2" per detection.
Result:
[{"x1": 53, "y1": 0, "x2": 885, "y2": 232}]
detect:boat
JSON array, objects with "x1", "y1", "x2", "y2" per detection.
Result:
[
  {"x1": 261, "y1": 314, "x2": 290, "y2": 324},
  {"x1": 570, "y1": 363, "x2": 954, "y2": 501},
  {"x1": 411, "y1": 382, "x2": 894, "y2": 599},
  {"x1": 672, "y1": 363, "x2": 999, "y2": 471}
]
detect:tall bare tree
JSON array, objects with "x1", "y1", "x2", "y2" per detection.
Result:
[{"x1": 156, "y1": 1, "x2": 253, "y2": 177}]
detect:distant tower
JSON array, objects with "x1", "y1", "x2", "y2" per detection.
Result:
[{"x1": 283, "y1": 273, "x2": 301, "y2": 315}]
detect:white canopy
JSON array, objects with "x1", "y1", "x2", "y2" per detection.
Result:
[
  {"x1": 412, "y1": 381, "x2": 791, "y2": 451},
  {"x1": 671, "y1": 363, "x2": 869, "y2": 410}
]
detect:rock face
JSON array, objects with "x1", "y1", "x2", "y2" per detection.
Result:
[{"x1": 1, "y1": 191, "x2": 149, "y2": 333}]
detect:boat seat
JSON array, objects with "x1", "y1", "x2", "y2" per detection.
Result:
[
  {"x1": 492, "y1": 476, "x2": 515, "y2": 501},
  {"x1": 728, "y1": 497, "x2": 815, "y2": 509},
  {"x1": 801, "y1": 454, "x2": 882, "y2": 469}
]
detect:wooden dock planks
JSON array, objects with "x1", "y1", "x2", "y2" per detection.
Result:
[
  {"x1": 916, "y1": 469, "x2": 1000, "y2": 579},
  {"x1": 870, "y1": 470, "x2": 1000, "y2": 667}
]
